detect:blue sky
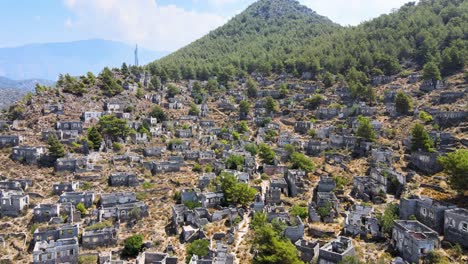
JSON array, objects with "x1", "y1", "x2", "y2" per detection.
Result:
[{"x1": 0, "y1": 0, "x2": 416, "y2": 51}]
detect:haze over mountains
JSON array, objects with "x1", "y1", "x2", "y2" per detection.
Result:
[{"x1": 0, "y1": 39, "x2": 167, "y2": 81}]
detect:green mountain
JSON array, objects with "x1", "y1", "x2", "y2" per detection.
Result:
[
  {"x1": 151, "y1": 0, "x2": 467, "y2": 81},
  {"x1": 150, "y1": 0, "x2": 340, "y2": 80}
]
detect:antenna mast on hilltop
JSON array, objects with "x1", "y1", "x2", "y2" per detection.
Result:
[{"x1": 134, "y1": 44, "x2": 139, "y2": 67}]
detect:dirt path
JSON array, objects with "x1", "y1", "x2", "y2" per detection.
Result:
[{"x1": 234, "y1": 212, "x2": 251, "y2": 264}]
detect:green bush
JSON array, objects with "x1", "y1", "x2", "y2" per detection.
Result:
[
  {"x1": 419, "y1": 111, "x2": 433, "y2": 123},
  {"x1": 112, "y1": 142, "x2": 123, "y2": 151},
  {"x1": 123, "y1": 234, "x2": 144, "y2": 257},
  {"x1": 290, "y1": 205, "x2": 308, "y2": 220}
]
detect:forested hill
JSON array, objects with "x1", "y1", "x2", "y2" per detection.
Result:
[
  {"x1": 150, "y1": 0, "x2": 467, "y2": 81},
  {"x1": 150, "y1": 0, "x2": 340, "y2": 80}
]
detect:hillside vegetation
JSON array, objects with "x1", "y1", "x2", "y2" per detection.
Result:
[{"x1": 151, "y1": 0, "x2": 467, "y2": 81}]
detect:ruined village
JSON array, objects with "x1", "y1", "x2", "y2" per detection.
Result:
[{"x1": 0, "y1": 63, "x2": 466, "y2": 264}]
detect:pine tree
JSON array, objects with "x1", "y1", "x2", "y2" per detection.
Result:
[
  {"x1": 395, "y1": 92, "x2": 412, "y2": 115},
  {"x1": 356, "y1": 116, "x2": 376, "y2": 141},
  {"x1": 410, "y1": 123, "x2": 433, "y2": 152},
  {"x1": 246, "y1": 78, "x2": 258, "y2": 98},
  {"x1": 47, "y1": 133, "x2": 65, "y2": 159},
  {"x1": 423, "y1": 61, "x2": 442, "y2": 81},
  {"x1": 88, "y1": 126, "x2": 103, "y2": 151}
]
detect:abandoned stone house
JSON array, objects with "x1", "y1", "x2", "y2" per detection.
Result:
[
  {"x1": 352, "y1": 175, "x2": 386, "y2": 203},
  {"x1": 295, "y1": 239, "x2": 320, "y2": 263},
  {"x1": 0, "y1": 135, "x2": 22, "y2": 148},
  {"x1": 399, "y1": 195, "x2": 456, "y2": 234},
  {"x1": 314, "y1": 192, "x2": 340, "y2": 221},
  {"x1": 123, "y1": 82, "x2": 138, "y2": 92},
  {"x1": 199, "y1": 104, "x2": 209, "y2": 117},
  {"x1": 316, "y1": 107, "x2": 340, "y2": 120},
  {"x1": 371, "y1": 148, "x2": 394, "y2": 167},
  {"x1": 151, "y1": 161, "x2": 182, "y2": 174},
  {"x1": 104, "y1": 101, "x2": 125, "y2": 113},
  {"x1": 170, "y1": 141, "x2": 191, "y2": 151},
  {"x1": 371, "y1": 75, "x2": 394, "y2": 86},
  {"x1": 344, "y1": 205, "x2": 380, "y2": 238},
  {"x1": 43, "y1": 104, "x2": 64, "y2": 115},
  {"x1": 176, "y1": 129, "x2": 193, "y2": 138},
  {"x1": 33, "y1": 224, "x2": 79, "y2": 244},
  {"x1": 269, "y1": 178, "x2": 289, "y2": 197},
  {"x1": 436, "y1": 92, "x2": 465, "y2": 104},
  {"x1": 318, "y1": 236, "x2": 355, "y2": 264},
  {"x1": 317, "y1": 176, "x2": 336, "y2": 193},
  {"x1": 53, "y1": 182, "x2": 79, "y2": 195},
  {"x1": 129, "y1": 132, "x2": 148, "y2": 144},
  {"x1": 99, "y1": 192, "x2": 137, "y2": 208},
  {"x1": 0, "y1": 178, "x2": 32, "y2": 191},
  {"x1": 11, "y1": 146, "x2": 46, "y2": 165},
  {"x1": 82, "y1": 226, "x2": 118, "y2": 249},
  {"x1": 307, "y1": 140, "x2": 328, "y2": 156},
  {"x1": 166, "y1": 98, "x2": 184, "y2": 110},
  {"x1": 81, "y1": 111, "x2": 102, "y2": 123},
  {"x1": 56, "y1": 121, "x2": 83, "y2": 133},
  {"x1": 410, "y1": 151, "x2": 443, "y2": 175},
  {"x1": 294, "y1": 121, "x2": 314, "y2": 134},
  {"x1": 98, "y1": 201, "x2": 149, "y2": 222},
  {"x1": 266, "y1": 207, "x2": 305, "y2": 242},
  {"x1": 392, "y1": 220, "x2": 440, "y2": 264},
  {"x1": 33, "y1": 237, "x2": 79, "y2": 264},
  {"x1": 367, "y1": 168, "x2": 404, "y2": 198},
  {"x1": 408, "y1": 73, "x2": 422, "y2": 83},
  {"x1": 285, "y1": 170, "x2": 308, "y2": 197},
  {"x1": 200, "y1": 192, "x2": 224, "y2": 208},
  {"x1": 199, "y1": 120, "x2": 215, "y2": 128},
  {"x1": 198, "y1": 173, "x2": 216, "y2": 190},
  {"x1": 420, "y1": 79, "x2": 447, "y2": 92},
  {"x1": 59, "y1": 191, "x2": 95, "y2": 208},
  {"x1": 55, "y1": 156, "x2": 89, "y2": 172},
  {"x1": 33, "y1": 204, "x2": 61, "y2": 223},
  {"x1": 444, "y1": 208, "x2": 468, "y2": 248},
  {"x1": 143, "y1": 147, "x2": 165, "y2": 157},
  {"x1": 136, "y1": 252, "x2": 178, "y2": 264},
  {"x1": 188, "y1": 242, "x2": 234, "y2": 264},
  {"x1": 433, "y1": 111, "x2": 468, "y2": 127},
  {"x1": 264, "y1": 187, "x2": 282, "y2": 205},
  {"x1": 0, "y1": 190, "x2": 29, "y2": 217},
  {"x1": 114, "y1": 111, "x2": 131, "y2": 119},
  {"x1": 108, "y1": 172, "x2": 139, "y2": 187}
]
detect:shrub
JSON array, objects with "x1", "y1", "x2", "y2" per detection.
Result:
[
  {"x1": 290, "y1": 152, "x2": 315, "y2": 172},
  {"x1": 112, "y1": 142, "x2": 123, "y2": 151},
  {"x1": 76, "y1": 203, "x2": 87, "y2": 216},
  {"x1": 419, "y1": 111, "x2": 433, "y2": 123},
  {"x1": 123, "y1": 234, "x2": 144, "y2": 257},
  {"x1": 290, "y1": 205, "x2": 308, "y2": 220}
]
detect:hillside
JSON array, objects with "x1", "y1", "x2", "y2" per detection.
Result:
[
  {"x1": 0, "y1": 77, "x2": 55, "y2": 109},
  {"x1": 152, "y1": 0, "x2": 340, "y2": 80},
  {"x1": 152, "y1": 0, "x2": 467, "y2": 80},
  {"x1": 0, "y1": 39, "x2": 167, "y2": 80}
]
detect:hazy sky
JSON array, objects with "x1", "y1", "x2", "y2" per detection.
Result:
[{"x1": 0, "y1": 0, "x2": 417, "y2": 51}]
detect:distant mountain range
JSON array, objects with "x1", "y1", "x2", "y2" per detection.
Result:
[{"x1": 0, "y1": 39, "x2": 168, "y2": 81}]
